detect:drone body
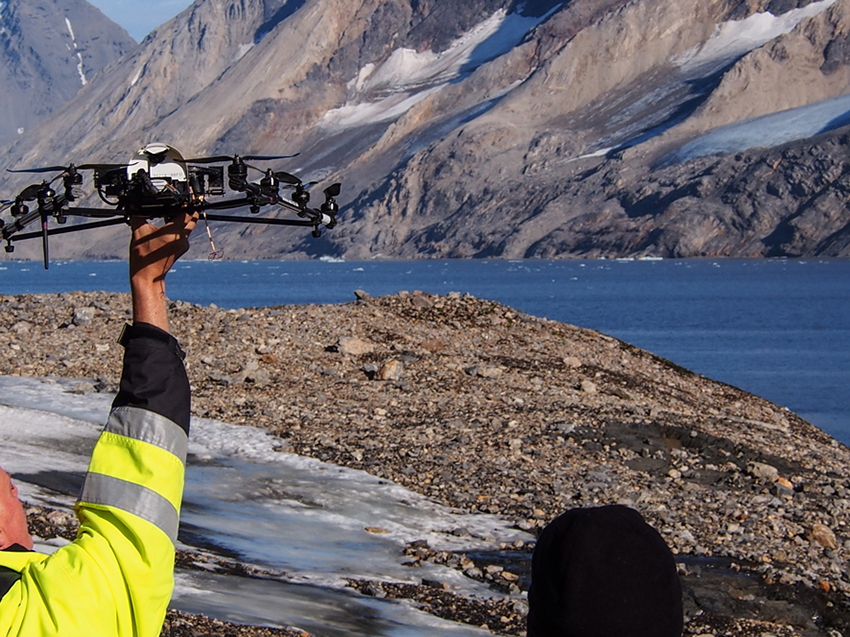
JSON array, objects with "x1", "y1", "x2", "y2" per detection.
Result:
[{"x1": 1, "y1": 143, "x2": 341, "y2": 268}]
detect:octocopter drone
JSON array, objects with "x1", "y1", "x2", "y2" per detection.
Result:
[{"x1": 0, "y1": 143, "x2": 341, "y2": 268}]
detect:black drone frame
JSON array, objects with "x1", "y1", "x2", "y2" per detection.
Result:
[{"x1": 0, "y1": 150, "x2": 341, "y2": 269}]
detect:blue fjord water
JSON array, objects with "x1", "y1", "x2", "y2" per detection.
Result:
[{"x1": 1, "y1": 258, "x2": 847, "y2": 444}]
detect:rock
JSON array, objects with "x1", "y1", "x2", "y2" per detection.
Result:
[
  {"x1": 410, "y1": 295, "x2": 433, "y2": 309},
  {"x1": 207, "y1": 370, "x2": 234, "y2": 385},
  {"x1": 11, "y1": 321, "x2": 32, "y2": 334},
  {"x1": 477, "y1": 366, "x2": 503, "y2": 379},
  {"x1": 364, "y1": 582, "x2": 386, "y2": 598},
  {"x1": 776, "y1": 477, "x2": 793, "y2": 490},
  {"x1": 354, "y1": 289, "x2": 371, "y2": 300},
  {"x1": 580, "y1": 380, "x2": 598, "y2": 394},
  {"x1": 73, "y1": 307, "x2": 96, "y2": 326},
  {"x1": 809, "y1": 523, "x2": 838, "y2": 549},
  {"x1": 237, "y1": 361, "x2": 271, "y2": 387},
  {"x1": 377, "y1": 359, "x2": 404, "y2": 381},
  {"x1": 336, "y1": 336, "x2": 374, "y2": 356},
  {"x1": 563, "y1": 356, "x2": 582, "y2": 368},
  {"x1": 361, "y1": 363, "x2": 379, "y2": 379},
  {"x1": 69, "y1": 381, "x2": 96, "y2": 394},
  {"x1": 365, "y1": 527, "x2": 390, "y2": 534},
  {"x1": 747, "y1": 462, "x2": 779, "y2": 483},
  {"x1": 420, "y1": 339, "x2": 445, "y2": 353},
  {"x1": 610, "y1": 386, "x2": 633, "y2": 401}
]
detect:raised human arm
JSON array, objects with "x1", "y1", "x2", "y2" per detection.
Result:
[
  {"x1": 129, "y1": 212, "x2": 198, "y2": 332},
  {"x1": 0, "y1": 212, "x2": 199, "y2": 636}
]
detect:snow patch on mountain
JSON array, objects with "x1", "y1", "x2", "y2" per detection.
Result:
[
  {"x1": 130, "y1": 65, "x2": 143, "y2": 87},
  {"x1": 320, "y1": 7, "x2": 555, "y2": 132},
  {"x1": 235, "y1": 42, "x2": 254, "y2": 62},
  {"x1": 661, "y1": 92, "x2": 850, "y2": 164},
  {"x1": 676, "y1": 0, "x2": 839, "y2": 74},
  {"x1": 65, "y1": 17, "x2": 87, "y2": 86}
]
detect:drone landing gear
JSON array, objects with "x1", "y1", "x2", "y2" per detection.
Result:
[{"x1": 201, "y1": 210, "x2": 224, "y2": 260}]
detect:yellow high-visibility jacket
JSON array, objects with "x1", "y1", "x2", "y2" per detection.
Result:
[{"x1": 0, "y1": 323, "x2": 190, "y2": 637}]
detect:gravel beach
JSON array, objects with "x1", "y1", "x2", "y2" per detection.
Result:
[{"x1": 3, "y1": 289, "x2": 849, "y2": 636}]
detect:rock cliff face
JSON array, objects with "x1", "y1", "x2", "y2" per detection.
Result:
[
  {"x1": 0, "y1": 0, "x2": 135, "y2": 147},
  {"x1": 2, "y1": 0, "x2": 850, "y2": 260}
]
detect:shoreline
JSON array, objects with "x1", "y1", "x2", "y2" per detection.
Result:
[{"x1": 3, "y1": 290, "x2": 849, "y2": 635}]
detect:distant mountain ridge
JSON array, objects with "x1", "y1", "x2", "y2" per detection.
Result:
[
  {"x1": 0, "y1": 0, "x2": 135, "y2": 147},
  {"x1": 2, "y1": 0, "x2": 850, "y2": 261}
]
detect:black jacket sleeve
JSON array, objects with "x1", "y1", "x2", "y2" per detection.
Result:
[{"x1": 113, "y1": 322, "x2": 191, "y2": 435}]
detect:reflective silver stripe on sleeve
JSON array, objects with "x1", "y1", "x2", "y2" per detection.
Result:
[
  {"x1": 79, "y1": 473, "x2": 180, "y2": 544},
  {"x1": 105, "y1": 406, "x2": 188, "y2": 464}
]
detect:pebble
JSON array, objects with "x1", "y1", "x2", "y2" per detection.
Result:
[
  {"x1": 810, "y1": 523, "x2": 838, "y2": 549},
  {"x1": 580, "y1": 379, "x2": 597, "y2": 394},
  {"x1": 377, "y1": 359, "x2": 404, "y2": 381},
  {"x1": 336, "y1": 336, "x2": 374, "y2": 355},
  {"x1": 748, "y1": 462, "x2": 780, "y2": 483}
]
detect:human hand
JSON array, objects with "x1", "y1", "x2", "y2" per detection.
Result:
[{"x1": 129, "y1": 212, "x2": 198, "y2": 331}]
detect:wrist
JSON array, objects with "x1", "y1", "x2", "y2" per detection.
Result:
[{"x1": 131, "y1": 278, "x2": 169, "y2": 331}]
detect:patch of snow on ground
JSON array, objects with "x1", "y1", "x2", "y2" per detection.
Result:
[
  {"x1": 662, "y1": 92, "x2": 850, "y2": 164},
  {"x1": 676, "y1": 0, "x2": 838, "y2": 73},
  {"x1": 0, "y1": 375, "x2": 531, "y2": 632}
]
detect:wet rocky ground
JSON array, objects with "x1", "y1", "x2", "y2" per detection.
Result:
[{"x1": 4, "y1": 289, "x2": 850, "y2": 636}]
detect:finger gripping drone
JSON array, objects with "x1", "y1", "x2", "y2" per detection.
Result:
[{"x1": 0, "y1": 143, "x2": 341, "y2": 268}]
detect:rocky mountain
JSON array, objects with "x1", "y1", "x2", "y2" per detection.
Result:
[
  {"x1": 0, "y1": 0, "x2": 135, "y2": 148},
  {"x1": 2, "y1": 0, "x2": 850, "y2": 261}
]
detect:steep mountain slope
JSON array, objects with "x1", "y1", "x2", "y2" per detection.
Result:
[
  {"x1": 2, "y1": 0, "x2": 850, "y2": 260},
  {"x1": 0, "y1": 0, "x2": 135, "y2": 147}
]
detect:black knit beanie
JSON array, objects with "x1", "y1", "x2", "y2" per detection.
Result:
[{"x1": 527, "y1": 505, "x2": 683, "y2": 637}]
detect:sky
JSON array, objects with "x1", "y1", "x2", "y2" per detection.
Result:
[{"x1": 86, "y1": 0, "x2": 195, "y2": 42}]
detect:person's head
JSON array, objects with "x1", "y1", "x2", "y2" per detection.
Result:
[
  {"x1": 0, "y1": 467, "x2": 33, "y2": 550},
  {"x1": 527, "y1": 505, "x2": 682, "y2": 637}
]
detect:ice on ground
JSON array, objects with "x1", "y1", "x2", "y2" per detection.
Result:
[
  {"x1": 173, "y1": 570, "x2": 493, "y2": 637},
  {"x1": 661, "y1": 92, "x2": 850, "y2": 164},
  {"x1": 676, "y1": 0, "x2": 838, "y2": 74},
  {"x1": 0, "y1": 375, "x2": 530, "y2": 634}
]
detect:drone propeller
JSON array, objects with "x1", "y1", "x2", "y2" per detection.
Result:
[
  {"x1": 185, "y1": 153, "x2": 299, "y2": 165},
  {"x1": 17, "y1": 183, "x2": 43, "y2": 202},
  {"x1": 275, "y1": 171, "x2": 303, "y2": 186},
  {"x1": 7, "y1": 162, "x2": 127, "y2": 174}
]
